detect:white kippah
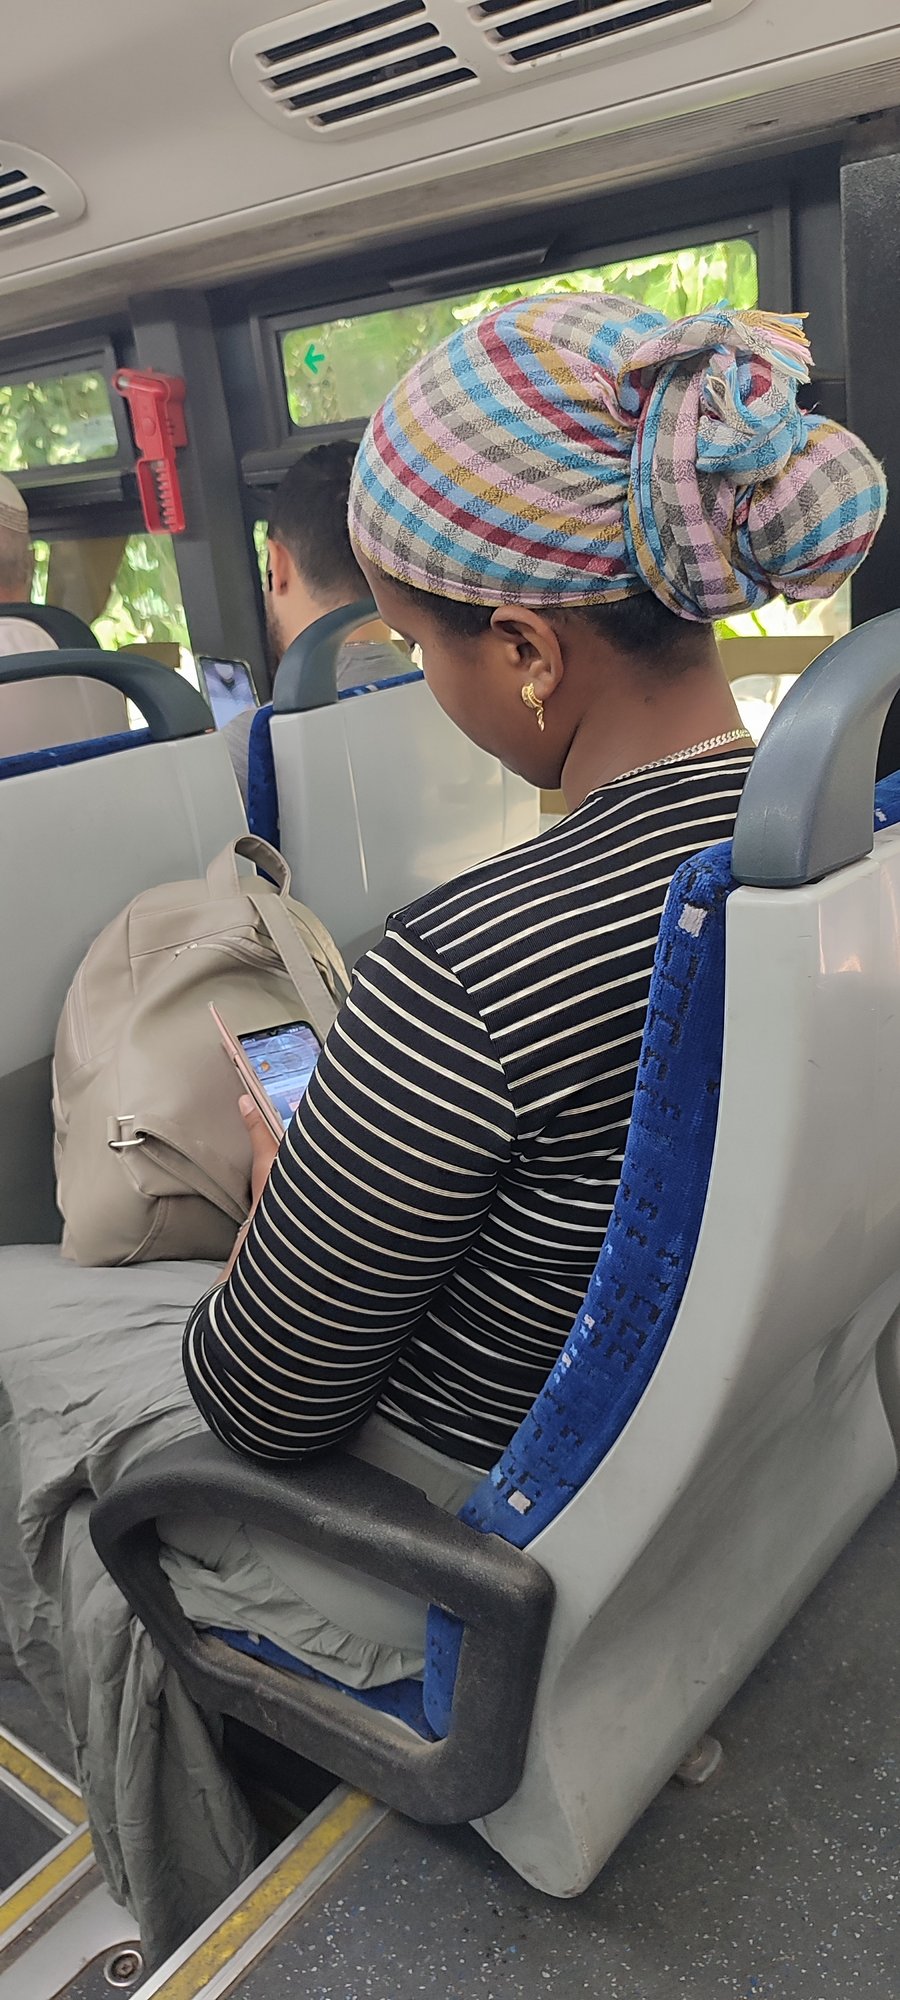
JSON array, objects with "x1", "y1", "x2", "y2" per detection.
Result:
[{"x1": 0, "y1": 471, "x2": 28, "y2": 537}]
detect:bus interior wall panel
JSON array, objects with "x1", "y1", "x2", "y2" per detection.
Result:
[
  {"x1": 0, "y1": 81, "x2": 887, "y2": 340},
  {"x1": 211, "y1": 151, "x2": 828, "y2": 329},
  {"x1": 129, "y1": 291, "x2": 269, "y2": 694},
  {"x1": 2, "y1": 0, "x2": 900, "y2": 334}
]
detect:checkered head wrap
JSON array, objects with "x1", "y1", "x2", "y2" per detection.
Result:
[{"x1": 349, "y1": 294, "x2": 886, "y2": 622}]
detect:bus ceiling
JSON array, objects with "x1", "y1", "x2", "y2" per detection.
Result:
[{"x1": 1, "y1": 2, "x2": 900, "y2": 334}]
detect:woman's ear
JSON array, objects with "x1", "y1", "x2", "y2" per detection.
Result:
[{"x1": 489, "y1": 606, "x2": 565, "y2": 703}]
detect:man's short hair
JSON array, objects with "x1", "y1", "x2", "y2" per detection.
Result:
[{"x1": 268, "y1": 442, "x2": 367, "y2": 603}]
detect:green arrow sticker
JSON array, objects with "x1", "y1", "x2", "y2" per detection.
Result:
[{"x1": 304, "y1": 343, "x2": 326, "y2": 375}]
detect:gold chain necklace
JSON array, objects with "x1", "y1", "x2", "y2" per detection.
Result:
[{"x1": 614, "y1": 728, "x2": 753, "y2": 785}]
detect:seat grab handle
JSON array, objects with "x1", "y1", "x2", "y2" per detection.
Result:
[
  {"x1": 0, "y1": 648, "x2": 211, "y2": 741},
  {"x1": 731, "y1": 609, "x2": 900, "y2": 888}
]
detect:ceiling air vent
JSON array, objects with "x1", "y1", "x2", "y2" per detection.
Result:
[
  {"x1": 232, "y1": 2, "x2": 477, "y2": 134},
  {"x1": 0, "y1": 144, "x2": 84, "y2": 241},
  {"x1": 470, "y1": 0, "x2": 752, "y2": 69}
]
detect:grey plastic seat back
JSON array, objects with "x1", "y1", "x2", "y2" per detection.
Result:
[
  {"x1": 0, "y1": 651, "x2": 246, "y2": 1244},
  {"x1": 0, "y1": 606, "x2": 127, "y2": 752},
  {"x1": 270, "y1": 603, "x2": 539, "y2": 964}
]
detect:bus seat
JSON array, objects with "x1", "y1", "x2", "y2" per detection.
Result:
[
  {"x1": 90, "y1": 610, "x2": 900, "y2": 1895},
  {"x1": 0, "y1": 728, "x2": 153, "y2": 781},
  {"x1": 0, "y1": 605, "x2": 99, "y2": 649},
  {"x1": 250, "y1": 604, "x2": 539, "y2": 964},
  {"x1": 0, "y1": 605, "x2": 128, "y2": 752},
  {"x1": 0, "y1": 650, "x2": 245, "y2": 1247},
  {"x1": 245, "y1": 676, "x2": 426, "y2": 854}
]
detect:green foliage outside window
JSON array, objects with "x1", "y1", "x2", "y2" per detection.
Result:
[
  {"x1": 282, "y1": 241, "x2": 759, "y2": 429},
  {"x1": 253, "y1": 517, "x2": 269, "y2": 587},
  {"x1": 31, "y1": 534, "x2": 189, "y2": 651},
  {"x1": 93, "y1": 536, "x2": 189, "y2": 651},
  {"x1": 0, "y1": 372, "x2": 118, "y2": 471}
]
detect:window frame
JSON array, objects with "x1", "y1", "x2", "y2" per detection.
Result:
[
  {"x1": 249, "y1": 202, "x2": 789, "y2": 463},
  {"x1": 0, "y1": 334, "x2": 134, "y2": 488}
]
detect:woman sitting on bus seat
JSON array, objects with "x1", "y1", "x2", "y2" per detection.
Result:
[{"x1": 183, "y1": 296, "x2": 885, "y2": 1674}]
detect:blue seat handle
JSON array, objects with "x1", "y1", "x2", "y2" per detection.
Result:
[
  {"x1": 732, "y1": 609, "x2": 900, "y2": 888},
  {"x1": 0, "y1": 649, "x2": 211, "y2": 742}
]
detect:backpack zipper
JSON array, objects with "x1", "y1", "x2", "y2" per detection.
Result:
[{"x1": 171, "y1": 938, "x2": 279, "y2": 968}]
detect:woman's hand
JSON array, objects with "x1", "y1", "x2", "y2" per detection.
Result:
[{"x1": 219, "y1": 1096, "x2": 280, "y2": 1282}]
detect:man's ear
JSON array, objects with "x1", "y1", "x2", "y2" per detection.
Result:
[
  {"x1": 267, "y1": 538, "x2": 293, "y2": 596},
  {"x1": 489, "y1": 605, "x2": 565, "y2": 703}
]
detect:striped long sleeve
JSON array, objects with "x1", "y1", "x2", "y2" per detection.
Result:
[
  {"x1": 183, "y1": 920, "x2": 515, "y2": 1461},
  {"x1": 185, "y1": 750, "x2": 753, "y2": 1472}
]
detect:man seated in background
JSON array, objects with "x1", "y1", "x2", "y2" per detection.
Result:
[
  {"x1": 0, "y1": 473, "x2": 55, "y2": 656},
  {"x1": 222, "y1": 441, "x2": 411, "y2": 805},
  {"x1": 0, "y1": 475, "x2": 129, "y2": 755}
]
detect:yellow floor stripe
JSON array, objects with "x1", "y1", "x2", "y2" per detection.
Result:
[
  {"x1": 0, "y1": 1827, "x2": 93, "y2": 1940},
  {"x1": 0, "y1": 1732, "x2": 85, "y2": 1828},
  {"x1": 152, "y1": 1790, "x2": 374, "y2": 2000}
]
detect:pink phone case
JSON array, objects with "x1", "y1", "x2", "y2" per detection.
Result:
[{"x1": 209, "y1": 1004, "x2": 285, "y2": 1141}]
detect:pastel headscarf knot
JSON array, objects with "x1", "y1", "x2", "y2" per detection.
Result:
[{"x1": 349, "y1": 293, "x2": 886, "y2": 622}]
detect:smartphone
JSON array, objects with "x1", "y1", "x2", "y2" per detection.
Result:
[
  {"x1": 197, "y1": 656, "x2": 260, "y2": 730},
  {"x1": 210, "y1": 1005, "x2": 320, "y2": 1141}
]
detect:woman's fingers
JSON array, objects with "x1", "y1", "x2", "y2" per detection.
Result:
[{"x1": 238, "y1": 1095, "x2": 280, "y2": 1205}]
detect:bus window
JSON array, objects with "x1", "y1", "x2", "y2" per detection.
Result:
[
  {"x1": 720, "y1": 584, "x2": 852, "y2": 740},
  {"x1": 31, "y1": 532, "x2": 189, "y2": 655},
  {"x1": 31, "y1": 531, "x2": 193, "y2": 726},
  {"x1": 280, "y1": 240, "x2": 759, "y2": 429},
  {"x1": 253, "y1": 517, "x2": 268, "y2": 587},
  {"x1": 0, "y1": 368, "x2": 118, "y2": 471}
]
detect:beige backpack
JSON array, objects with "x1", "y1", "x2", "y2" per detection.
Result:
[{"x1": 53, "y1": 835, "x2": 348, "y2": 1266}]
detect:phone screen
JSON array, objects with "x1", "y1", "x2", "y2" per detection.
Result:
[
  {"x1": 197, "y1": 657, "x2": 259, "y2": 729},
  {"x1": 237, "y1": 1020, "x2": 321, "y2": 1128}
]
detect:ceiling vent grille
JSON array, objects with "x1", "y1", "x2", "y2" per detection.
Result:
[
  {"x1": 232, "y1": 3, "x2": 476, "y2": 132},
  {"x1": 0, "y1": 145, "x2": 84, "y2": 241},
  {"x1": 470, "y1": 0, "x2": 751, "y2": 68}
]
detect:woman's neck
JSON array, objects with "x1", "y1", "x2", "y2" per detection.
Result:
[{"x1": 561, "y1": 659, "x2": 747, "y2": 812}]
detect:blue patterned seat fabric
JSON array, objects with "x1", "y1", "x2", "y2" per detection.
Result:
[
  {"x1": 246, "y1": 705, "x2": 278, "y2": 847},
  {"x1": 209, "y1": 774, "x2": 900, "y2": 1737},
  {"x1": 0, "y1": 728, "x2": 151, "y2": 782}
]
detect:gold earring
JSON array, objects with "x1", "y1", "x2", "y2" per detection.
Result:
[{"x1": 521, "y1": 682, "x2": 545, "y2": 732}]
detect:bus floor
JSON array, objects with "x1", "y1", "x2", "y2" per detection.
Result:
[{"x1": 1, "y1": 1475, "x2": 898, "y2": 1999}]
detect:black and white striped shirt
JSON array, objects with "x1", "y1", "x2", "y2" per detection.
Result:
[{"x1": 184, "y1": 751, "x2": 753, "y2": 1473}]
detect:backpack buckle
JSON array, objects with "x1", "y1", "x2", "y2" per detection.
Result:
[{"x1": 108, "y1": 1115, "x2": 145, "y2": 1151}]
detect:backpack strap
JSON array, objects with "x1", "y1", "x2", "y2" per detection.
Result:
[
  {"x1": 205, "y1": 835, "x2": 291, "y2": 900},
  {"x1": 244, "y1": 885, "x2": 343, "y2": 1043},
  {"x1": 205, "y1": 837, "x2": 350, "y2": 1032}
]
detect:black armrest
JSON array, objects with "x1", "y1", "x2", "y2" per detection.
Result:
[
  {"x1": 272, "y1": 600, "x2": 378, "y2": 714},
  {"x1": 90, "y1": 1434, "x2": 554, "y2": 1824},
  {"x1": 0, "y1": 649, "x2": 211, "y2": 741}
]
